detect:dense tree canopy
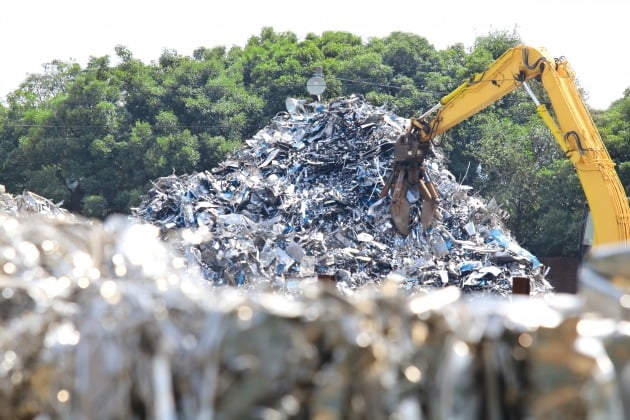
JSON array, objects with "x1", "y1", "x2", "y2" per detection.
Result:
[{"x1": 0, "y1": 28, "x2": 628, "y2": 257}]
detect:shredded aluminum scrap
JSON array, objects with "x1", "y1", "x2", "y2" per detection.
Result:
[
  {"x1": 0, "y1": 212, "x2": 626, "y2": 419},
  {"x1": 134, "y1": 95, "x2": 550, "y2": 295},
  {"x1": 0, "y1": 184, "x2": 70, "y2": 217}
]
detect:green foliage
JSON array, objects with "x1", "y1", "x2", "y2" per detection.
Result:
[
  {"x1": 461, "y1": 29, "x2": 522, "y2": 78},
  {"x1": 457, "y1": 113, "x2": 582, "y2": 255},
  {"x1": 472, "y1": 29, "x2": 522, "y2": 59},
  {"x1": 83, "y1": 195, "x2": 108, "y2": 218},
  {"x1": 598, "y1": 88, "x2": 630, "y2": 193},
  {"x1": 379, "y1": 32, "x2": 440, "y2": 86},
  {"x1": 0, "y1": 27, "x2": 626, "y2": 259},
  {"x1": 531, "y1": 161, "x2": 584, "y2": 256}
]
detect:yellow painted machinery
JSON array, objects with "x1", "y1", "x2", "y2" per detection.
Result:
[{"x1": 383, "y1": 45, "x2": 630, "y2": 248}]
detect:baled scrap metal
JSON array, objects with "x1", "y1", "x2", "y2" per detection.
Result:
[
  {"x1": 0, "y1": 213, "x2": 626, "y2": 419},
  {"x1": 134, "y1": 95, "x2": 550, "y2": 295}
]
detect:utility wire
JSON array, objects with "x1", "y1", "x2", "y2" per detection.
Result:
[
  {"x1": 332, "y1": 77, "x2": 408, "y2": 91},
  {"x1": 0, "y1": 75, "x2": 536, "y2": 130},
  {"x1": 331, "y1": 75, "x2": 534, "y2": 103}
]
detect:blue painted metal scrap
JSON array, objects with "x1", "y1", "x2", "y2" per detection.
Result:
[{"x1": 134, "y1": 95, "x2": 550, "y2": 296}]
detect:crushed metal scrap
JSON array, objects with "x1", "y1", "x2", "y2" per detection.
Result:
[
  {"x1": 134, "y1": 95, "x2": 550, "y2": 295},
  {"x1": 0, "y1": 184, "x2": 71, "y2": 217},
  {"x1": 0, "y1": 212, "x2": 627, "y2": 419}
]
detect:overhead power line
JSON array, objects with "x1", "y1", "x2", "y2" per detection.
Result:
[{"x1": 0, "y1": 75, "x2": 537, "y2": 130}]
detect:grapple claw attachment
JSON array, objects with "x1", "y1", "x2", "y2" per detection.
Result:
[
  {"x1": 391, "y1": 169, "x2": 411, "y2": 235},
  {"x1": 382, "y1": 126, "x2": 439, "y2": 235}
]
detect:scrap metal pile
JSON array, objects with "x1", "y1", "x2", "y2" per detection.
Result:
[
  {"x1": 0, "y1": 208, "x2": 628, "y2": 419},
  {"x1": 134, "y1": 95, "x2": 550, "y2": 295},
  {"x1": 0, "y1": 185, "x2": 70, "y2": 217}
]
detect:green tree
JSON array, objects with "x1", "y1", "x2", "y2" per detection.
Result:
[
  {"x1": 378, "y1": 32, "x2": 440, "y2": 86},
  {"x1": 531, "y1": 160, "x2": 584, "y2": 256},
  {"x1": 598, "y1": 88, "x2": 630, "y2": 193},
  {"x1": 460, "y1": 29, "x2": 521, "y2": 78}
]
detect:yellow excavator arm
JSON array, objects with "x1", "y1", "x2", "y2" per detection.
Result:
[{"x1": 384, "y1": 45, "x2": 630, "y2": 247}]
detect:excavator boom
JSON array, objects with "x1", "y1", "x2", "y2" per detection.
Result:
[{"x1": 385, "y1": 45, "x2": 630, "y2": 247}]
